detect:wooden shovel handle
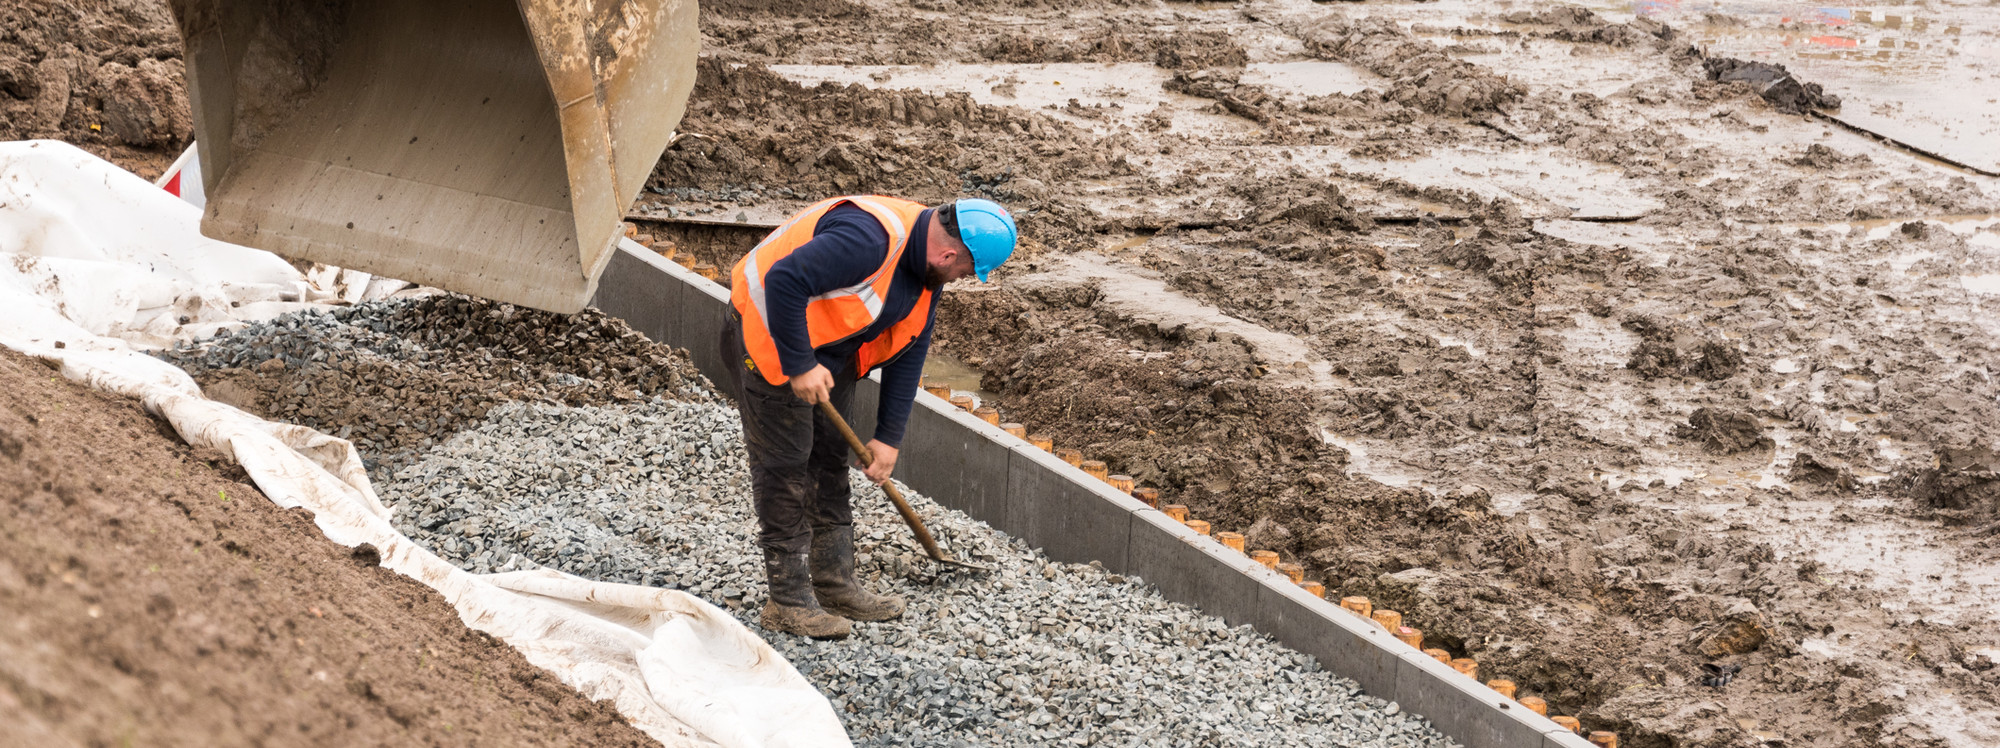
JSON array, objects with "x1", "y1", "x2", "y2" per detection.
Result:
[{"x1": 815, "y1": 400, "x2": 950, "y2": 563}]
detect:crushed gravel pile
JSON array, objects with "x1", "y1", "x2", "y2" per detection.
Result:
[
  {"x1": 155, "y1": 295, "x2": 717, "y2": 479},
  {"x1": 379, "y1": 396, "x2": 1457, "y2": 748}
]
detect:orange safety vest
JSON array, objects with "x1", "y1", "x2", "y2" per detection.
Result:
[{"x1": 731, "y1": 195, "x2": 935, "y2": 386}]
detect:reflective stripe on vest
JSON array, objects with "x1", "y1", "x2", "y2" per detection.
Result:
[{"x1": 730, "y1": 195, "x2": 931, "y2": 386}]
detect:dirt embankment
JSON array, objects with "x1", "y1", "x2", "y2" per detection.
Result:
[
  {"x1": 0, "y1": 0, "x2": 190, "y2": 178},
  {"x1": 0, "y1": 348, "x2": 655, "y2": 747}
]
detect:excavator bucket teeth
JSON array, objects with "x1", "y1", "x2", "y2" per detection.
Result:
[{"x1": 167, "y1": 0, "x2": 699, "y2": 313}]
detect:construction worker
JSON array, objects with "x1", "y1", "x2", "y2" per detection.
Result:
[{"x1": 722, "y1": 195, "x2": 1018, "y2": 639}]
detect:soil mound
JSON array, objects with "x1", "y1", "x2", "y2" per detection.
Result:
[
  {"x1": 1500, "y1": 8, "x2": 1661, "y2": 46},
  {"x1": 1674, "y1": 407, "x2": 1772, "y2": 455},
  {"x1": 1164, "y1": 68, "x2": 1286, "y2": 124},
  {"x1": 1152, "y1": 29, "x2": 1248, "y2": 70},
  {"x1": 1292, "y1": 17, "x2": 1522, "y2": 117},
  {"x1": 1787, "y1": 452, "x2": 1858, "y2": 490},
  {"x1": 979, "y1": 31, "x2": 1152, "y2": 64},
  {"x1": 1788, "y1": 142, "x2": 1871, "y2": 169},
  {"x1": 0, "y1": 348, "x2": 653, "y2": 747},
  {"x1": 1917, "y1": 445, "x2": 2000, "y2": 521},
  {"x1": 1622, "y1": 317, "x2": 1744, "y2": 381},
  {"x1": 0, "y1": 0, "x2": 190, "y2": 177}
]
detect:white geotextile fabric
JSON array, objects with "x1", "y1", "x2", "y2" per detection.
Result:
[{"x1": 0, "y1": 140, "x2": 850, "y2": 748}]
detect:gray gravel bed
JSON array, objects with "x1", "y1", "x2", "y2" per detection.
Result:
[
  {"x1": 153, "y1": 296, "x2": 713, "y2": 480},
  {"x1": 383, "y1": 397, "x2": 1457, "y2": 748}
]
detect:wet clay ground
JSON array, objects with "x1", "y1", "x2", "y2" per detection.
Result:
[
  {"x1": 0, "y1": 348, "x2": 655, "y2": 747},
  {"x1": 652, "y1": 1, "x2": 2000, "y2": 746}
]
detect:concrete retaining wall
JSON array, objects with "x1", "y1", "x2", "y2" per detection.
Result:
[{"x1": 592, "y1": 242, "x2": 1593, "y2": 748}]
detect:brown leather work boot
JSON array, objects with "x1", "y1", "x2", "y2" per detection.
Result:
[
  {"x1": 810, "y1": 525, "x2": 905, "y2": 622},
  {"x1": 759, "y1": 549, "x2": 851, "y2": 640}
]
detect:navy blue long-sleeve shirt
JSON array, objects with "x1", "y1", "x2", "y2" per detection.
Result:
[{"x1": 762, "y1": 203, "x2": 938, "y2": 448}]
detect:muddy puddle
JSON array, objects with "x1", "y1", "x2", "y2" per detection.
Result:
[{"x1": 921, "y1": 351, "x2": 1002, "y2": 407}]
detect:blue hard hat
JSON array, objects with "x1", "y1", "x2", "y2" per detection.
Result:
[{"x1": 951, "y1": 198, "x2": 1017, "y2": 282}]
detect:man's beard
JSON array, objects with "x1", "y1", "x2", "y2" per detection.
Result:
[{"x1": 924, "y1": 262, "x2": 952, "y2": 288}]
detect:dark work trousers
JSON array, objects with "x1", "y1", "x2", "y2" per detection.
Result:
[{"x1": 721, "y1": 314, "x2": 857, "y2": 555}]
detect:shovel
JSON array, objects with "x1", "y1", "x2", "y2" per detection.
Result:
[{"x1": 816, "y1": 400, "x2": 993, "y2": 573}]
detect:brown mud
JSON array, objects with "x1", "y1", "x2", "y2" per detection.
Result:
[
  {"x1": 1, "y1": 0, "x2": 191, "y2": 179},
  {"x1": 0, "y1": 348, "x2": 654, "y2": 747},
  {"x1": 655, "y1": 2, "x2": 2000, "y2": 747}
]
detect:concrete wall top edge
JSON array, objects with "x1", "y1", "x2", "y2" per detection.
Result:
[
  {"x1": 1010, "y1": 443, "x2": 1154, "y2": 514},
  {"x1": 1399, "y1": 647, "x2": 1577, "y2": 748},
  {"x1": 1399, "y1": 648, "x2": 1568, "y2": 732},
  {"x1": 615, "y1": 238, "x2": 679, "y2": 274},
  {"x1": 616, "y1": 243, "x2": 729, "y2": 303},
  {"x1": 1545, "y1": 730, "x2": 1597, "y2": 748},
  {"x1": 1180, "y1": 522, "x2": 1272, "y2": 576},
  {"x1": 914, "y1": 390, "x2": 1017, "y2": 440},
  {"x1": 612, "y1": 243, "x2": 740, "y2": 306},
  {"x1": 1128, "y1": 509, "x2": 1279, "y2": 580},
  {"x1": 1265, "y1": 576, "x2": 1395, "y2": 636},
  {"x1": 1132, "y1": 507, "x2": 1210, "y2": 546}
]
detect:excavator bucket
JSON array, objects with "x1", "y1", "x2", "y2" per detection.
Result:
[{"x1": 167, "y1": 0, "x2": 699, "y2": 313}]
